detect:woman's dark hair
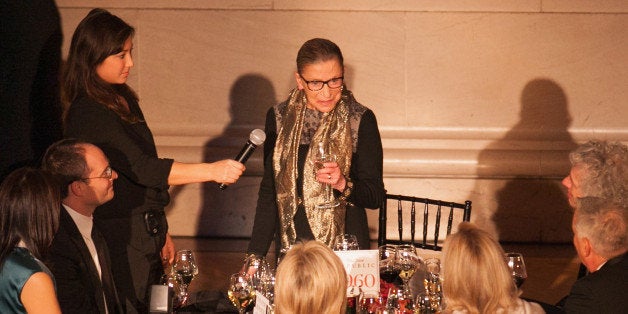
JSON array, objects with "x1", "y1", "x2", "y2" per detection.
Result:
[
  {"x1": 63, "y1": 8, "x2": 139, "y2": 123},
  {"x1": 296, "y1": 38, "x2": 344, "y2": 74},
  {"x1": 0, "y1": 168, "x2": 61, "y2": 268}
]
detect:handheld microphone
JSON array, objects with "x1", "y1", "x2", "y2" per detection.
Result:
[{"x1": 219, "y1": 129, "x2": 266, "y2": 190}]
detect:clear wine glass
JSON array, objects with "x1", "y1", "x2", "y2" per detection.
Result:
[
  {"x1": 333, "y1": 234, "x2": 359, "y2": 251},
  {"x1": 160, "y1": 272, "x2": 183, "y2": 309},
  {"x1": 228, "y1": 273, "x2": 256, "y2": 314},
  {"x1": 378, "y1": 244, "x2": 400, "y2": 300},
  {"x1": 422, "y1": 258, "x2": 443, "y2": 312},
  {"x1": 243, "y1": 255, "x2": 272, "y2": 291},
  {"x1": 395, "y1": 244, "x2": 421, "y2": 294},
  {"x1": 505, "y1": 252, "x2": 528, "y2": 288},
  {"x1": 359, "y1": 292, "x2": 385, "y2": 314},
  {"x1": 312, "y1": 142, "x2": 339, "y2": 209},
  {"x1": 385, "y1": 285, "x2": 415, "y2": 314},
  {"x1": 172, "y1": 250, "x2": 199, "y2": 305}
]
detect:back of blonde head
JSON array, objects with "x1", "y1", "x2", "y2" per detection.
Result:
[
  {"x1": 442, "y1": 222, "x2": 519, "y2": 314},
  {"x1": 274, "y1": 241, "x2": 347, "y2": 314}
]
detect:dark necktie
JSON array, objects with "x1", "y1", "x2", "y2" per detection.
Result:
[{"x1": 92, "y1": 226, "x2": 120, "y2": 314}]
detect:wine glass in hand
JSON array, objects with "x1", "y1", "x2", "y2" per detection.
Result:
[
  {"x1": 172, "y1": 250, "x2": 199, "y2": 305},
  {"x1": 505, "y1": 252, "x2": 528, "y2": 288},
  {"x1": 313, "y1": 142, "x2": 339, "y2": 209},
  {"x1": 228, "y1": 273, "x2": 256, "y2": 314}
]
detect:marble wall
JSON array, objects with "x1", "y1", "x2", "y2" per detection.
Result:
[{"x1": 56, "y1": 0, "x2": 628, "y2": 244}]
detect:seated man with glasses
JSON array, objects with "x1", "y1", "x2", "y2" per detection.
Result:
[{"x1": 42, "y1": 139, "x2": 123, "y2": 314}]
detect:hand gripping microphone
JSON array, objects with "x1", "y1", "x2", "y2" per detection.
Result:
[{"x1": 219, "y1": 129, "x2": 266, "y2": 190}]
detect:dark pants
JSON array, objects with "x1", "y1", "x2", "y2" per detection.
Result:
[{"x1": 97, "y1": 212, "x2": 167, "y2": 314}]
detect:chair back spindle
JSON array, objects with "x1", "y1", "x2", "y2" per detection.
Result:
[{"x1": 378, "y1": 194, "x2": 472, "y2": 251}]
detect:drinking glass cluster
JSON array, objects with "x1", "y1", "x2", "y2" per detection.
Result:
[
  {"x1": 377, "y1": 244, "x2": 423, "y2": 313},
  {"x1": 228, "y1": 255, "x2": 276, "y2": 314}
]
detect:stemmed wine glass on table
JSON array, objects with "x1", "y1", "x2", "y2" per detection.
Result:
[
  {"x1": 228, "y1": 273, "x2": 256, "y2": 314},
  {"x1": 243, "y1": 255, "x2": 276, "y2": 305},
  {"x1": 160, "y1": 272, "x2": 183, "y2": 310},
  {"x1": 393, "y1": 244, "x2": 421, "y2": 312},
  {"x1": 420, "y1": 257, "x2": 443, "y2": 313},
  {"x1": 172, "y1": 249, "x2": 199, "y2": 306},
  {"x1": 378, "y1": 245, "x2": 400, "y2": 300},
  {"x1": 313, "y1": 142, "x2": 339, "y2": 209},
  {"x1": 385, "y1": 285, "x2": 415, "y2": 314},
  {"x1": 395, "y1": 245, "x2": 421, "y2": 292},
  {"x1": 505, "y1": 252, "x2": 528, "y2": 288}
]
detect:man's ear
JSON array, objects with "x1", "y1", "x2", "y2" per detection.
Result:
[
  {"x1": 69, "y1": 181, "x2": 83, "y2": 197},
  {"x1": 581, "y1": 237, "x2": 592, "y2": 257}
]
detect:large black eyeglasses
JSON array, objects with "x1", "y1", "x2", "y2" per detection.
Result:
[
  {"x1": 299, "y1": 74, "x2": 344, "y2": 91},
  {"x1": 81, "y1": 166, "x2": 113, "y2": 181}
]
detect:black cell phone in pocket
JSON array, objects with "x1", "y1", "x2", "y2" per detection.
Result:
[{"x1": 143, "y1": 211, "x2": 159, "y2": 236}]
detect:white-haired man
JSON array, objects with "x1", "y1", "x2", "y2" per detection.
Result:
[{"x1": 563, "y1": 197, "x2": 628, "y2": 313}]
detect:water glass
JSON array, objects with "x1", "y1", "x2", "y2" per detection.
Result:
[
  {"x1": 334, "y1": 234, "x2": 359, "y2": 251},
  {"x1": 160, "y1": 272, "x2": 183, "y2": 309},
  {"x1": 346, "y1": 286, "x2": 362, "y2": 314},
  {"x1": 359, "y1": 292, "x2": 384, "y2": 314},
  {"x1": 384, "y1": 286, "x2": 414, "y2": 314},
  {"x1": 228, "y1": 273, "x2": 256, "y2": 314},
  {"x1": 416, "y1": 292, "x2": 439, "y2": 314}
]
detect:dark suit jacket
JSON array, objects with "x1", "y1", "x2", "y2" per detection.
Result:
[
  {"x1": 563, "y1": 252, "x2": 628, "y2": 314},
  {"x1": 46, "y1": 208, "x2": 123, "y2": 314}
]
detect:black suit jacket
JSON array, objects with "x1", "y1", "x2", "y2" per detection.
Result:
[
  {"x1": 563, "y1": 252, "x2": 628, "y2": 314},
  {"x1": 46, "y1": 208, "x2": 123, "y2": 314}
]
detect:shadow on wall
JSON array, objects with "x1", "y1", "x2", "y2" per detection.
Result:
[
  {"x1": 196, "y1": 74, "x2": 277, "y2": 237},
  {"x1": 473, "y1": 78, "x2": 577, "y2": 243},
  {"x1": 0, "y1": 0, "x2": 63, "y2": 183}
]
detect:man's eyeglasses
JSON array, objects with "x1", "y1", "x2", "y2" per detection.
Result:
[
  {"x1": 299, "y1": 74, "x2": 344, "y2": 91},
  {"x1": 81, "y1": 166, "x2": 113, "y2": 181}
]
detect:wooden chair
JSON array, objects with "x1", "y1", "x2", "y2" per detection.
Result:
[{"x1": 377, "y1": 194, "x2": 472, "y2": 251}]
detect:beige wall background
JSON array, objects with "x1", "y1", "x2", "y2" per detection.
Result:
[{"x1": 56, "y1": 0, "x2": 628, "y2": 245}]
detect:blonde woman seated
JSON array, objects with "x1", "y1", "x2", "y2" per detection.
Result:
[
  {"x1": 441, "y1": 222, "x2": 544, "y2": 314},
  {"x1": 274, "y1": 240, "x2": 347, "y2": 314}
]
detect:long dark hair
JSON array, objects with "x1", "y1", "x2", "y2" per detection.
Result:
[
  {"x1": 63, "y1": 8, "x2": 139, "y2": 123},
  {"x1": 0, "y1": 168, "x2": 61, "y2": 268}
]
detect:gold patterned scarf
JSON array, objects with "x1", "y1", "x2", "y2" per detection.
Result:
[{"x1": 273, "y1": 88, "x2": 353, "y2": 251}]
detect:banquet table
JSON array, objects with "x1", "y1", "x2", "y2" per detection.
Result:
[{"x1": 174, "y1": 290, "x2": 238, "y2": 314}]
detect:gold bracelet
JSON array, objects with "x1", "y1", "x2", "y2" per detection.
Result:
[
  {"x1": 339, "y1": 179, "x2": 353, "y2": 203},
  {"x1": 244, "y1": 253, "x2": 262, "y2": 263}
]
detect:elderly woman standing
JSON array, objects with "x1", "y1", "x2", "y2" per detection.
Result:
[{"x1": 246, "y1": 38, "x2": 385, "y2": 259}]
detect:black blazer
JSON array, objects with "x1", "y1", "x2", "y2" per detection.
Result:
[
  {"x1": 563, "y1": 252, "x2": 628, "y2": 314},
  {"x1": 46, "y1": 208, "x2": 123, "y2": 314}
]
